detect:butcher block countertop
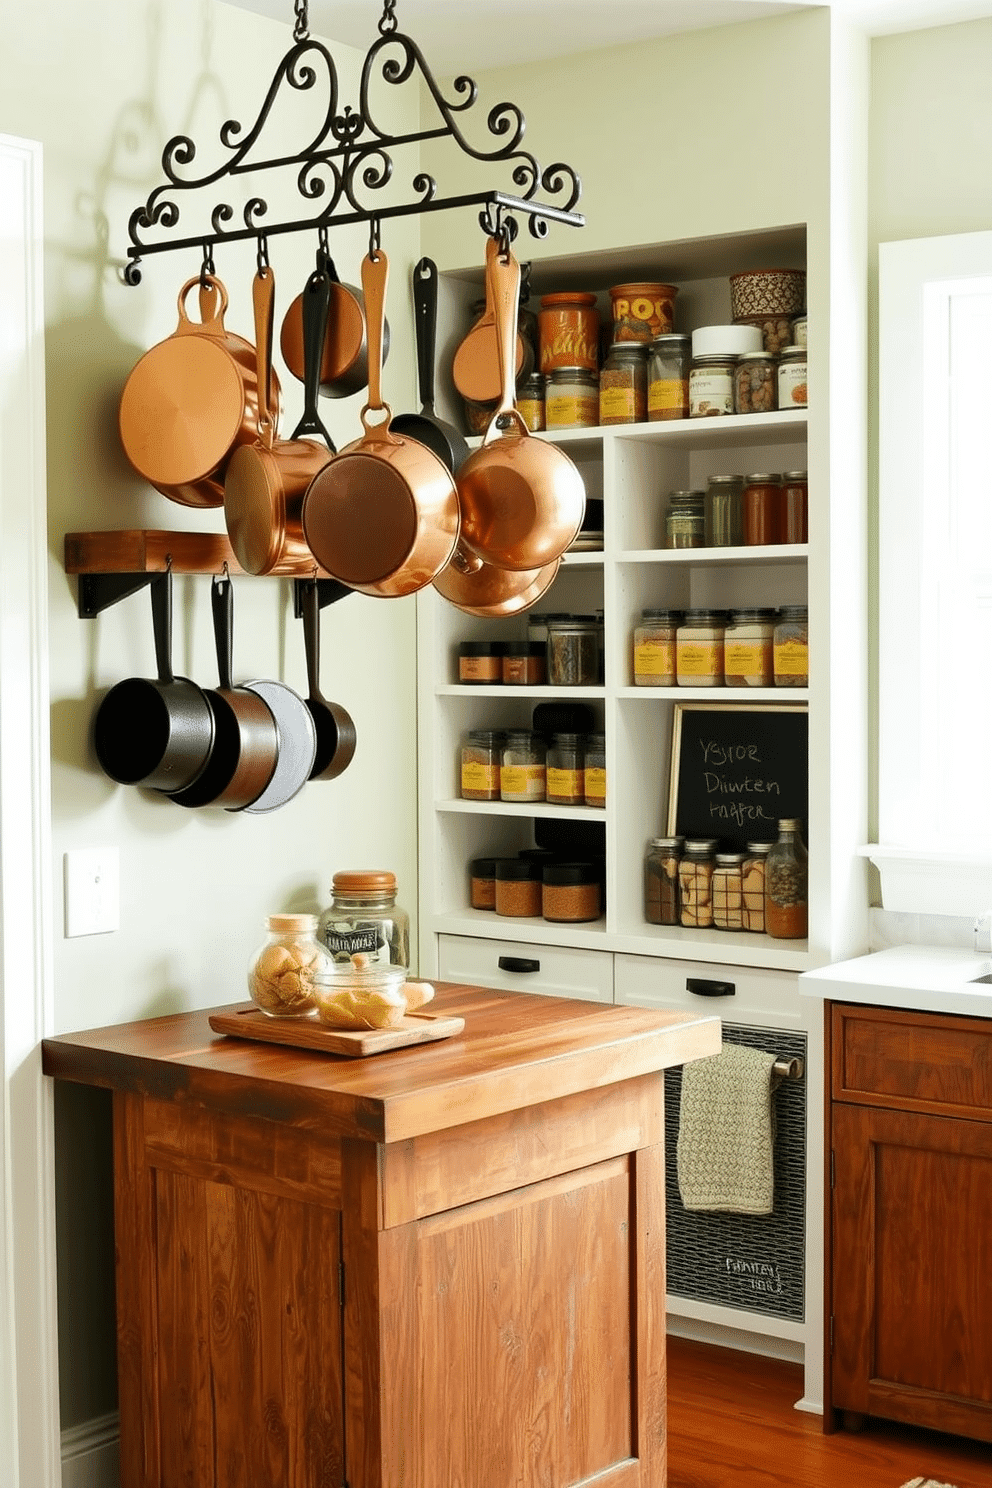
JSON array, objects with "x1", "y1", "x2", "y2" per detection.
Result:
[{"x1": 41, "y1": 981, "x2": 721, "y2": 1144}]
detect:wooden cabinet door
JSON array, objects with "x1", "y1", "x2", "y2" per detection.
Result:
[{"x1": 831, "y1": 1101, "x2": 992, "y2": 1442}]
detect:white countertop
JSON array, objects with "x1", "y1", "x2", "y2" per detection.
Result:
[{"x1": 799, "y1": 944, "x2": 992, "y2": 1019}]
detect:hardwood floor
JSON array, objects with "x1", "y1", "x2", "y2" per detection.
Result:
[{"x1": 666, "y1": 1338, "x2": 991, "y2": 1488}]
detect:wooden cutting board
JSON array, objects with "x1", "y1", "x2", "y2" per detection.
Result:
[{"x1": 208, "y1": 1002, "x2": 465, "y2": 1058}]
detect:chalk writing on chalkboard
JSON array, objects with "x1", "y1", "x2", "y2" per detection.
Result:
[{"x1": 667, "y1": 703, "x2": 808, "y2": 851}]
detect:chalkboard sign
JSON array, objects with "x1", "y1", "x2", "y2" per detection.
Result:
[{"x1": 667, "y1": 703, "x2": 808, "y2": 851}]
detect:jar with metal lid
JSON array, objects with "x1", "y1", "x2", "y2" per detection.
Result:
[
  {"x1": 583, "y1": 732, "x2": 606, "y2": 807},
  {"x1": 494, "y1": 858, "x2": 543, "y2": 918},
  {"x1": 765, "y1": 819, "x2": 808, "y2": 939},
  {"x1": 546, "y1": 733, "x2": 585, "y2": 805},
  {"x1": 712, "y1": 852, "x2": 748, "y2": 931},
  {"x1": 538, "y1": 292, "x2": 600, "y2": 373},
  {"x1": 742, "y1": 473, "x2": 782, "y2": 547},
  {"x1": 599, "y1": 342, "x2": 647, "y2": 425},
  {"x1": 502, "y1": 641, "x2": 546, "y2": 686},
  {"x1": 515, "y1": 372, "x2": 546, "y2": 432},
  {"x1": 689, "y1": 353, "x2": 735, "y2": 417},
  {"x1": 778, "y1": 345, "x2": 807, "y2": 408},
  {"x1": 317, "y1": 870, "x2": 410, "y2": 969},
  {"x1": 678, "y1": 839, "x2": 718, "y2": 928},
  {"x1": 741, "y1": 841, "x2": 772, "y2": 932},
  {"x1": 469, "y1": 856, "x2": 498, "y2": 911},
  {"x1": 545, "y1": 367, "x2": 599, "y2": 430},
  {"x1": 664, "y1": 488, "x2": 704, "y2": 549},
  {"x1": 647, "y1": 333, "x2": 691, "y2": 421},
  {"x1": 547, "y1": 615, "x2": 600, "y2": 686},
  {"x1": 677, "y1": 610, "x2": 726, "y2": 687},
  {"x1": 460, "y1": 728, "x2": 505, "y2": 801},
  {"x1": 644, "y1": 836, "x2": 683, "y2": 925},
  {"x1": 773, "y1": 605, "x2": 809, "y2": 687},
  {"x1": 527, "y1": 611, "x2": 568, "y2": 652},
  {"x1": 781, "y1": 470, "x2": 808, "y2": 544},
  {"x1": 733, "y1": 351, "x2": 777, "y2": 415},
  {"x1": 724, "y1": 607, "x2": 777, "y2": 687},
  {"x1": 247, "y1": 913, "x2": 331, "y2": 1017},
  {"x1": 500, "y1": 730, "x2": 546, "y2": 802},
  {"x1": 704, "y1": 474, "x2": 745, "y2": 547},
  {"x1": 458, "y1": 639, "x2": 508, "y2": 684},
  {"x1": 633, "y1": 608, "x2": 683, "y2": 686},
  {"x1": 791, "y1": 315, "x2": 807, "y2": 349},
  {"x1": 542, "y1": 861, "x2": 602, "y2": 923}
]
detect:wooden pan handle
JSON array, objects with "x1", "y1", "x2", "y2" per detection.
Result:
[
  {"x1": 252, "y1": 266, "x2": 276, "y2": 448},
  {"x1": 362, "y1": 249, "x2": 389, "y2": 416}
]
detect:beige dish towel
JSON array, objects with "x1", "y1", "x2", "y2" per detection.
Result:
[{"x1": 676, "y1": 1043, "x2": 782, "y2": 1214}]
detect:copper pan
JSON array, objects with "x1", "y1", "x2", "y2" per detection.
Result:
[
  {"x1": 280, "y1": 246, "x2": 389, "y2": 399},
  {"x1": 432, "y1": 542, "x2": 560, "y2": 617},
  {"x1": 118, "y1": 274, "x2": 280, "y2": 510},
  {"x1": 224, "y1": 265, "x2": 334, "y2": 577},
  {"x1": 456, "y1": 239, "x2": 586, "y2": 572},
  {"x1": 301, "y1": 248, "x2": 460, "y2": 599},
  {"x1": 452, "y1": 242, "x2": 526, "y2": 405}
]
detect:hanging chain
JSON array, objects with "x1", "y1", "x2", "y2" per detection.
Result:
[
  {"x1": 293, "y1": 0, "x2": 309, "y2": 42},
  {"x1": 378, "y1": 0, "x2": 398, "y2": 35}
]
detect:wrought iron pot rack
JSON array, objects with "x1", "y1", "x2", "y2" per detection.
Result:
[{"x1": 123, "y1": 0, "x2": 584, "y2": 285}]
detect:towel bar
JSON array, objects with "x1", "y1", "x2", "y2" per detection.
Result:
[{"x1": 773, "y1": 1056, "x2": 804, "y2": 1080}]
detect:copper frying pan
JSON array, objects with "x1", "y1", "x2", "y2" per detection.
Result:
[
  {"x1": 301, "y1": 248, "x2": 460, "y2": 599},
  {"x1": 280, "y1": 246, "x2": 390, "y2": 399}
]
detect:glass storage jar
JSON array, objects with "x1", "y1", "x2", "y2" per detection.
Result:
[
  {"x1": 546, "y1": 733, "x2": 586, "y2": 805},
  {"x1": 741, "y1": 841, "x2": 772, "y2": 932},
  {"x1": 733, "y1": 351, "x2": 777, "y2": 414},
  {"x1": 542, "y1": 861, "x2": 602, "y2": 923},
  {"x1": 515, "y1": 372, "x2": 545, "y2": 431},
  {"x1": 469, "y1": 856, "x2": 498, "y2": 911},
  {"x1": 545, "y1": 367, "x2": 599, "y2": 429},
  {"x1": 317, "y1": 871, "x2": 410, "y2": 969},
  {"x1": 677, "y1": 609, "x2": 726, "y2": 687},
  {"x1": 712, "y1": 852, "x2": 747, "y2": 930},
  {"x1": 689, "y1": 353, "x2": 735, "y2": 417},
  {"x1": 773, "y1": 605, "x2": 809, "y2": 687},
  {"x1": 644, "y1": 836, "x2": 683, "y2": 925},
  {"x1": 247, "y1": 913, "x2": 331, "y2": 1017},
  {"x1": 494, "y1": 858, "x2": 543, "y2": 918},
  {"x1": 724, "y1": 607, "x2": 777, "y2": 687},
  {"x1": 665, "y1": 489, "x2": 705, "y2": 549},
  {"x1": 781, "y1": 470, "x2": 808, "y2": 544},
  {"x1": 583, "y1": 732, "x2": 606, "y2": 807},
  {"x1": 312, "y1": 960, "x2": 410, "y2": 1030},
  {"x1": 765, "y1": 819, "x2": 808, "y2": 939},
  {"x1": 704, "y1": 473, "x2": 745, "y2": 547},
  {"x1": 547, "y1": 616, "x2": 600, "y2": 686},
  {"x1": 678, "y1": 839, "x2": 718, "y2": 928},
  {"x1": 778, "y1": 345, "x2": 808, "y2": 408},
  {"x1": 599, "y1": 341, "x2": 647, "y2": 425},
  {"x1": 500, "y1": 730, "x2": 546, "y2": 802},
  {"x1": 502, "y1": 641, "x2": 546, "y2": 686},
  {"x1": 742, "y1": 473, "x2": 782, "y2": 547},
  {"x1": 460, "y1": 728, "x2": 505, "y2": 801},
  {"x1": 633, "y1": 608, "x2": 683, "y2": 686},
  {"x1": 647, "y1": 333, "x2": 691, "y2": 421}
]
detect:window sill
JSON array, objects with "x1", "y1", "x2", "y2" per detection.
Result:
[{"x1": 859, "y1": 844, "x2": 992, "y2": 918}]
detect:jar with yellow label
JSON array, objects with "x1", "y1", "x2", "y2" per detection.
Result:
[
  {"x1": 546, "y1": 733, "x2": 585, "y2": 805},
  {"x1": 633, "y1": 608, "x2": 683, "y2": 686},
  {"x1": 599, "y1": 342, "x2": 647, "y2": 425},
  {"x1": 676, "y1": 609, "x2": 726, "y2": 686},
  {"x1": 648, "y1": 333, "x2": 691, "y2": 421},
  {"x1": 545, "y1": 367, "x2": 599, "y2": 430},
  {"x1": 724, "y1": 607, "x2": 776, "y2": 687},
  {"x1": 515, "y1": 372, "x2": 545, "y2": 432},
  {"x1": 583, "y1": 732, "x2": 606, "y2": 807},
  {"x1": 460, "y1": 728, "x2": 505, "y2": 801},
  {"x1": 778, "y1": 345, "x2": 808, "y2": 408},
  {"x1": 500, "y1": 730, "x2": 546, "y2": 802},
  {"x1": 773, "y1": 605, "x2": 809, "y2": 686}
]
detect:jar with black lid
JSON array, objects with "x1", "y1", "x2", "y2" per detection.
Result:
[
  {"x1": 457, "y1": 639, "x2": 508, "y2": 684},
  {"x1": 542, "y1": 861, "x2": 602, "y2": 923},
  {"x1": 502, "y1": 641, "x2": 546, "y2": 686},
  {"x1": 469, "y1": 856, "x2": 498, "y2": 911},
  {"x1": 494, "y1": 858, "x2": 544, "y2": 918}
]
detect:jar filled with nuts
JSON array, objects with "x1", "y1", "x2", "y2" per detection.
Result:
[
  {"x1": 248, "y1": 913, "x2": 332, "y2": 1018},
  {"x1": 733, "y1": 351, "x2": 777, "y2": 415}
]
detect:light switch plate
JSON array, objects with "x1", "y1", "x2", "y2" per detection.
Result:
[{"x1": 64, "y1": 848, "x2": 120, "y2": 937}]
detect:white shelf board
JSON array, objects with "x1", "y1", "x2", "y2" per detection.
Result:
[
  {"x1": 619, "y1": 545, "x2": 808, "y2": 566},
  {"x1": 435, "y1": 684, "x2": 605, "y2": 699},
  {"x1": 430, "y1": 911, "x2": 609, "y2": 951},
  {"x1": 436, "y1": 798, "x2": 607, "y2": 821},
  {"x1": 617, "y1": 686, "x2": 809, "y2": 704},
  {"x1": 466, "y1": 410, "x2": 807, "y2": 452}
]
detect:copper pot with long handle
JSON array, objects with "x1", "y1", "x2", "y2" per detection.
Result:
[
  {"x1": 455, "y1": 238, "x2": 586, "y2": 572},
  {"x1": 118, "y1": 274, "x2": 280, "y2": 509},
  {"x1": 280, "y1": 246, "x2": 389, "y2": 399},
  {"x1": 451, "y1": 243, "x2": 526, "y2": 405},
  {"x1": 301, "y1": 247, "x2": 460, "y2": 599}
]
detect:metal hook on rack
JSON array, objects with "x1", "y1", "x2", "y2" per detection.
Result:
[
  {"x1": 368, "y1": 216, "x2": 381, "y2": 259},
  {"x1": 256, "y1": 234, "x2": 270, "y2": 274},
  {"x1": 199, "y1": 243, "x2": 216, "y2": 287}
]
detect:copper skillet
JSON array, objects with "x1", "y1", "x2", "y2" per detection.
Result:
[{"x1": 301, "y1": 247, "x2": 460, "y2": 598}]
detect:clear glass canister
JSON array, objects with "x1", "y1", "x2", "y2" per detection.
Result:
[
  {"x1": 741, "y1": 841, "x2": 772, "y2": 932},
  {"x1": 248, "y1": 913, "x2": 331, "y2": 1017},
  {"x1": 678, "y1": 839, "x2": 718, "y2": 928},
  {"x1": 633, "y1": 608, "x2": 683, "y2": 686},
  {"x1": 665, "y1": 489, "x2": 706, "y2": 549},
  {"x1": 500, "y1": 730, "x2": 546, "y2": 802},
  {"x1": 689, "y1": 353, "x2": 735, "y2": 417},
  {"x1": 778, "y1": 345, "x2": 808, "y2": 408},
  {"x1": 782, "y1": 470, "x2": 808, "y2": 544},
  {"x1": 724, "y1": 607, "x2": 777, "y2": 687},
  {"x1": 677, "y1": 609, "x2": 726, "y2": 687},
  {"x1": 648, "y1": 333, "x2": 691, "y2": 421},
  {"x1": 460, "y1": 727, "x2": 505, "y2": 801},
  {"x1": 515, "y1": 371, "x2": 545, "y2": 432},
  {"x1": 599, "y1": 342, "x2": 647, "y2": 425},
  {"x1": 547, "y1": 616, "x2": 600, "y2": 686},
  {"x1": 712, "y1": 852, "x2": 747, "y2": 931},
  {"x1": 773, "y1": 605, "x2": 809, "y2": 686},
  {"x1": 743, "y1": 473, "x2": 782, "y2": 547},
  {"x1": 704, "y1": 473, "x2": 745, "y2": 547},
  {"x1": 644, "y1": 836, "x2": 683, "y2": 925},
  {"x1": 733, "y1": 351, "x2": 778, "y2": 415},
  {"x1": 545, "y1": 367, "x2": 600, "y2": 430},
  {"x1": 318, "y1": 870, "x2": 411, "y2": 969},
  {"x1": 765, "y1": 819, "x2": 808, "y2": 939},
  {"x1": 583, "y1": 732, "x2": 606, "y2": 807},
  {"x1": 546, "y1": 732, "x2": 586, "y2": 805}
]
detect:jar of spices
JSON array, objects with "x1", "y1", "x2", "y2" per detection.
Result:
[
  {"x1": 547, "y1": 616, "x2": 600, "y2": 686},
  {"x1": 248, "y1": 913, "x2": 331, "y2": 1017},
  {"x1": 318, "y1": 870, "x2": 410, "y2": 969},
  {"x1": 545, "y1": 366, "x2": 600, "y2": 429},
  {"x1": 773, "y1": 606, "x2": 809, "y2": 687},
  {"x1": 781, "y1": 470, "x2": 808, "y2": 543},
  {"x1": 583, "y1": 732, "x2": 606, "y2": 807},
  {"x1": 500, "y1": 730, "x2": 546, "y2": 802},
  {"x1": 741, "y1": 841, "x2": 772, "y2": 932},
  {"x1": 633, "y1": 608, "x2": 683, "y2": 686},
  {"x1": 665, "y1": 489, "x2": 706, "y2": 549},
  {"x1": 460, "y1": 728, "x2": 505, "y2": 801},
  {"x1": 458, "y1": 639, "x2": 508, "y2": 685},
  {"x1": 778, "y1": 345, "x2": 808, "y2": 408},
  {"x1": 546, "y1": 733, "x2": 586, "y2": 805},
  {"x1": 494, "y1": 858, "x2": 543, "y2": 918},
  {"x1": 538, "y1": 292, "x2": 600, "y2": 373},
  {"x1": 677, "y1": 610, "x2": 726, "y2": 687},
  {"x1": 689, "y1": 353, "x2": 735, "y2": 417},
  {"x1": 678, "y1": 839, "x2": 718, "y2": 928},
  {"x1": 502, "y1": 641, "x2": 546, "y2": 686},
  {"x1": 515, "y1": 372, "x2": 546, "y2": 431},
  {"x1": 469, "y1": 856, "x2": 498, "y2": 911},
  {"x1": 743, "y1": 473, "x2": 782, "y2": 546},
  {"x1": 542, "y1": 861, "x2": 602, "y2": 923},
  {"x1": 733, "y1": 351, "x2": 778, "y2": 415},
  {"x1": 647, "y1": 333, "x2": 691, "y2": 421},
  {"x1": 712, "y1": 852, "x2": 747, "y2": 931},
  {"x1": 724, "y1": 608, "x2": 777, "y2": 687},
  {"x1": 704, "y1": 474, "x2": 745, "y2": 547},
  {"x1": 644, "y1": 836, "x2": 683, "y2": 925},
  {"x1": 765, "y1": 819, "x2": 808, "y2": 939},
  {"x1": 599, "y1": 342, "x2": 647, "y2": 425}
]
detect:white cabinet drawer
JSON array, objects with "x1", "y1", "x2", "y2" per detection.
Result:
[
  {"x1": 615, "y1": 951, "x2": 801, "y2": 1026},
  {"x1": 438, "y1": 934, "x2": 614, "y2": 1003}
]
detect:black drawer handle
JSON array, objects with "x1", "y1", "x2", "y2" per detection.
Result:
[
  {"x1": 498, "y1": 956, "x2": 541, "y2": 974},
  {"x1": 686, "y1": 977, "x2": 736, "y2": 998}
]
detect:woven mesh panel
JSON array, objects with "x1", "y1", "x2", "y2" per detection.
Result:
[{"x1": 664, "y1": 1022, "x2": 807, "y2": 1321}]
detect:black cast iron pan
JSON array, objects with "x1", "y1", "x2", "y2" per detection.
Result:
[
  {"x1": 299, "y1": 579, "x2": 356, "y2": 781},
  {"x1": 391, "y1": 257, "x2": 470, "y2": 473}
]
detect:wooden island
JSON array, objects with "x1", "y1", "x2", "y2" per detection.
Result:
[{"x1": 42, "y1": 981, "x2": 720, "y2": 1488}]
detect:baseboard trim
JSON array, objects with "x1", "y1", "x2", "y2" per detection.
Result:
[{"x1": 61, "y1": 1412, "x2": 119, "y2": 1488}]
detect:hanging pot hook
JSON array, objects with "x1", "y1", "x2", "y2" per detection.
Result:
[
  {"x1": 199, "y1": 242, "x2": 216, "y2": 288},
  {"x1": 256, "y1": 234, "x2": 270, "y2": 275},
  {"x1": 368, "y1": 216, "x2": 381, "y2": 260}
]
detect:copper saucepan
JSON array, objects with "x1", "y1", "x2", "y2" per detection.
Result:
[
  {"x1": 301, "y1": 248, "x2": 461, "y2": 599},
  {"x1": 280, "y1": 246, "x2": 390, "y2": 399},
  {"x1": 451, "y1": 241, "x2": 526, "y2": 406},
  {"x1": 456, "y1": 239, "x2": 586, "y2": 572},
  {"x1": 224, "y1": 265, "x2": 334, "y2": 577},
  {"x1": 118, "y1": 274, "x2": 280, "y2": 510}
]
